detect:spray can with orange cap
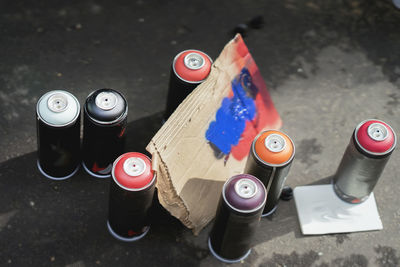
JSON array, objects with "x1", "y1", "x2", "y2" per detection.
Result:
[
  {"x1": 107, "y1": 152, "x2": 156, "y2": 241},
  {"x1": 244, "y1": 130, "x2": 295, "y2": 216},
  {"x1": 164, "y1": 49, "x2": 213, "y2": 121}
]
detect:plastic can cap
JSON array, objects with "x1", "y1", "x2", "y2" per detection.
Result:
[
  {"x1": 37, "y1": 90, "x2": 80, "y2": 127},
  {"x1": 254, "y1": 130, "x2": 295, "y2": 166},
  {"x1": 173, "y1": 50, "x2": 212, "y2": 83},
  {"x1": 223, "y1": 174, "x2": 266, "y2": 213},
  {"x1": 355, "y1": 119, "x2": 396, "y2": 155},
  {"x1": 95, "y1": 92, "x2": 118, "y2": 110},
  {"x1": 112, "y1": 152, "x2": 155, "y2": 191}
]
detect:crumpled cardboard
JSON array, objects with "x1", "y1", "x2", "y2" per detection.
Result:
[{"x1": 146, "y1": 34, "x2": 281, "y2": 234}]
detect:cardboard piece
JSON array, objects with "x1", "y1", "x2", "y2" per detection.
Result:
[
  {"x1": 146, "y1": 34, "x2": 281, "y2": 234},
  {"x1": 293, "y1": 184, "x2": 383, "y2": 235}
]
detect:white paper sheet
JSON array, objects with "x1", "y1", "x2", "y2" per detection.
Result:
[{"x1": 293, "y1": 184, "x2": 383, "y2": 235}]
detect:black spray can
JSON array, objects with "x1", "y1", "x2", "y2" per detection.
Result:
[
  {"x1": 107, "y1": 152, "x2": 156, "y2": 241},
  {"x1": 244, "y1": 130, "x2": 295, "y2": 216},
  {"x1": 208, "y1": 174, "x2": 266, "y2": 263},
  {"x1": 82, "y1": 89, "x2": 128, "y2": 178},
  {"x1": 36, "y1": 90, "x2": 81, "y2": 180},
  {"x1": 333, "y1": 119, "x2": 396, "y2": 203},
  {"x1": 164, "y1": 49, "x2": 212, "y2": 121}
]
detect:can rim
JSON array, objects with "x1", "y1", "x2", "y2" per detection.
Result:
[
  {"x1": 36, "y1": 90, "x2": 80, "y2": 127},
  {"x1": 354, "y1": 119, "x2": 397, "y2": 156},
  {"x1": 208, "y1": 238, "x2": 251, "y2": 263},
  {"x1": 222, "y1": 175, "x2": 267, "y2": 214},
  {"x1": 37, "y1": 160, "x2": 80, "y2": 180},
  {"x1": 82, "y1": 161, "x2": 112, "y2": 178},
  {"x1": 111, "y1": 153, "x2": 156, "y2": 192},
  {"x1": 84, "y1": 89, "x2": 128, "y2": 125},
  {"x1": 107, "y1": 221, "x2": 150, "y2": 242},
  {"x1": 172, "y1": 49, "x2": 213, "y2": 84},
  {"x1": 251, "y1": 130, "x2": 296, "y2": 167}
]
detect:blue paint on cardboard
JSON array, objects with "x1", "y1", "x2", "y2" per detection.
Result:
[{"x1": 205, "y1": 68, "x2": 256, "y2": 154}]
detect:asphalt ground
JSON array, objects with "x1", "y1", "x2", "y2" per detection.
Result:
[{"x1": 0, "y1": 0, "x2": 400, "y2": 266}]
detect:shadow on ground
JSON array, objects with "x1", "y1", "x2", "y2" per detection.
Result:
[
  {"x1": 0, "y1": 112, "x2": 311, "y2": 266},
  {"x1": 0, "y1": 112, "x2": 209, "y2": 267}
]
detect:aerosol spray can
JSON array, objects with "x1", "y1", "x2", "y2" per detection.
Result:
[
  {"x1": 333, "y1": 119, "x2": 396, "y2": 203},
  {"x1": 82, "y1": 89, "x2": 128, "y2": 178},
  {"x1": 107, "y1": 152, "x2": 156, "y2": 241},
  {"x1": 244, "y1": 130, "x2": 295, "y2": 216},
  {"x1": 36, "y1": 90, "x2": 81, "y2": 180},
  {"x1": 164, "y1": 49, "x2": 212, "y2": 120},
  {"x1": 208, "y1": 174, "x2": 266, "y2": 263}
]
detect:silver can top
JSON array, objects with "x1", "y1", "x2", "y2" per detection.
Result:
[
  {"x1": 84, "y1": 89, "x2": 127, "y2": 124},
  {"x1": 367, "y1": 123, "x2": 388, "y2": 141},
  {"x1": 37, "y1": 90, "x2": 80, "y2": 127},
  {"x1": 123, "y1": 157, "x2": 146, "y2": 177},
  {"x1": 184, "y1": 52, "x2": 205, "y2": 70},
  {"x1": 95, "y1": 92, "x2": 118, "y2": 110},
  {"x1": 234, "y1": 178, "x2": 258, "y2": 199},
  {"x1": 264, "y1": 133, "x2": 286, "y2": 152}
]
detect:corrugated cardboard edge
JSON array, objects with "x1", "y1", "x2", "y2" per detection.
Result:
[{"x1": 148, "y1": 139, "x2": 192, "y2": 228}]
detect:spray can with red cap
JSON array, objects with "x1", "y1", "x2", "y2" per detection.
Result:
[
  {"x1": 107, "y1": 152, "x2": 156, "y2": 241},
  {"x1": 244, "y1": 130, "x2": 295, "y2": 216},
  {"x1": 333, "y1": 119, "x2": 396, "y2": 203},
  {"x1": 164, "y1": 49, "x2": 212, "y2": 121},
  {"x1": 208, "y1": 174, "x2": 266, "y2": 263}
]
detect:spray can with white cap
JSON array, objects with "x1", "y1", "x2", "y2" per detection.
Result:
[
  {"x1": 82, "y1": 89, "x2": 128, "y2": 178},
  {"x1": 107, "y1": 152, "x2": 156, "y2": 241},
  {"x1": 36, "y1": 90, "x2": 81, "y2": 180},
  {"x1": 333, "y1": 119, "x2": 396, "y2": 203}
]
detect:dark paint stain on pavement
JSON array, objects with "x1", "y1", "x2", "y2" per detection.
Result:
[
  {"x1": 296, "y1": 138, "x2": 323, "y2": 167},
  {"x1": 386, "y1": 93, "x2": 400, "y2": 116},
  {"x1": 334, "y1": 233, "x2": 350, "y2": 245},
  {"x1": 375, "y1": 245, "x2": 399, "y2": 267},
  {"x1": 259, "y1": 251, "x2": 320, "y2": 267},
  {"x1": 331, "y1": 254, "x2": 368, "y2": 267}
]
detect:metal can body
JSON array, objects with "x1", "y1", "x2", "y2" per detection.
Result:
[
  {"x1": 333, "y1": 119, "x2": 396, "y2": 203},
  {"x1": 209, "y1": 174, "x2": 266, "y2": 263},
  {"x1": 244, "y1": 130, "x2": 295, "y2": 216},
  {"x1": 82, "y1": 89, "x2": 128, "y2": 178},
  {"x1": 164, "y1": 49, "x2": 212, "y2": 120},
  {"x1": 36, "y1": 90, "x2": 81, "y2": 180},
  {"x1": 107, "y1": 152, "x2": 156, "y2": 241}
]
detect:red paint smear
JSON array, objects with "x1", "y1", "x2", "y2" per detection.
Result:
[
  {"x1": 118, "y1": 127, "x2": 126, "y2": 138},
  {"x1": 128, "y1": 229, "x2": 137, "y2": 236},
  {"x1": 92, "y1": 162, "x2": 105, "y2": 172},
  {"x1": 235, "y1": 35, "x2": 249, "y2": 58},
  {"x1": 231, "y1": 120, "x2": 258, "y2": 160},
  {"x1": 230, "y1": 36, "x2": 282, "y2": 161}
]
